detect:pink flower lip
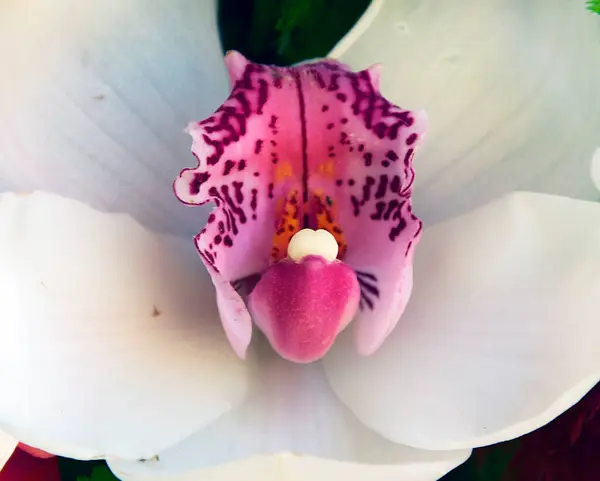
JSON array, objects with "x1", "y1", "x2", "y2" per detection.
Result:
[
  {"x1": 249, "y1": 255, "x2": 360, "y2": 363},
  {"x1": 174, "y1": 52, "x2": 427, "y2": 360}
]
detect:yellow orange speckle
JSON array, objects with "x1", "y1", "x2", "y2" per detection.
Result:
[
  {"x1": 317, "y1": 161, "x2": 335, "y2": 177},
  {"x1": 271, "y1": 190, "x2": 301, "y2": 262},
  {"x1": 275, "y1": 161, "x2": 294, "y2": 182}
]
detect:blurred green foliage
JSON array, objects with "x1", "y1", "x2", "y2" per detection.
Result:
[
  {"x1": 76, "y1": 465, "x2": 120, "y2": 481},
  {"x1": 588, "y1": 0, "x2": 600, "y2": 14},
  {"x1": 59, "y1": 459, "x2": 118, "y2": 481},
  {"x1": 443, "y1": 442, "x2": 520, "y2": 481},
  {"x1": 218, "y1": 0, "x2": 370, "y2": 65}
]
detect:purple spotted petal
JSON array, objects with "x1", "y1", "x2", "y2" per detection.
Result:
[
  {"x1": 299, "y1": 62, "x2": 427, "y2": 356},
  {"x1": 174, "y1": 52, "x2": 427, "y2": 359}
]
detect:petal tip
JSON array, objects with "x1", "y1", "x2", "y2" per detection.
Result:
[
  {"x1": 224, "y1": 50, "x2": 250, "y2": 85},
  {"x1": 413, "y1": 109, "x2": 429, "y2": 134},
  {"x1": 367, "y1": 63, "x2": 382, "y2": 90},
  {"x1": 229, "y1": 335, "x2": 250, "y2": 360},
  {"x1": 184, "y1": 120, "x2": 199, "y2": 135},
  {"x1": 353, "y1": 327, "x2": 385, "y2": 357}
]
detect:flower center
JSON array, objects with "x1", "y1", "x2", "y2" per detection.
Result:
[
  {"x1": 288, "y1": 228, "x2": 339, "y2": 262},
  {"x1": 271, "y1": 189, "x2": 347, "y2": 262}
]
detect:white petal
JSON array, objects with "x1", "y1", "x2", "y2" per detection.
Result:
[
  {"x1": 324, "y1": 192, "x2": 600, "y2": 450},
  {"x1": 330, "y1": 0, "x2": 600, "y2": 224},
  {"x1": 0, "y1": 0, "x2": 226, "y2": 236},
  {"x1": 108, "y1": 338, "x2": 470, "y2": 481},
  {"x1": 0, "y1": 431, "x2": 17, "y2": 471},
  {"x1": 592, "y1": 147, "x2": 600, "y2": 194},
  {"x1": 0, "y1": 192, "x2": 249, "y2": 460}
]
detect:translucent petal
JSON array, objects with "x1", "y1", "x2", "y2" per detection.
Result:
[
  {"x1": 109, "y1": 339, "x2": 470, "y2": 481},
  {"x1": 0, "y1": 192, "x2": 249, "y2": 460},
  {"x1": 331, "y1": 0, "x2": 600, "y2": 224},
  {"x1": 0, "y1": 0, "x2": 226, "y2": 236},
  {"x1": 325, "y1": 192, "x2": 600, "y2": 450}
]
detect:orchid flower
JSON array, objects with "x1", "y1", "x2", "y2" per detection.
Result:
[{"x1": 0, "y1": 1, "x2": 599, "y2": 481}]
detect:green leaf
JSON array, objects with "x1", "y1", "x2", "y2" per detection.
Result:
[
  {"x1": 438, "y1": 440, "x2": 520, "y2": 481},
  {"x1": 588, "y1": 0, "x2": 600, "y2": 14},
  {"x1": 218, "y1": 0, "x2": 371, "y2": 65},
  {"x1": 76, "y1": 465, "x2": 120, "y2": 481},
  {"x1": 58, "y1": 458, "x2": 119, "y2": 481}
]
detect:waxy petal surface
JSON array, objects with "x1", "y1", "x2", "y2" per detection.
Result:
[
  {"x1": 0, "y1": 192, "x2": 249, "y2": 460},
  {"x1": 249, "y1": 257, "x2": 360, "y2": 363},
  {"x1": 175, "y1": 53, "x2": 427, "y2": 357},
  {"x1": 330, "y1": 0, "x2": 600, "y2": 224},
  {"x1": 325, "y1": 192, "x2": 600, "y2": 450},
  {"x1": 0, "y1": 0, "x2": 226, "y2": 237},
  {"x1": 109, "y1": 339, "x2": 470, "y2": 481}
]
